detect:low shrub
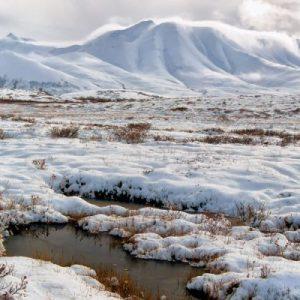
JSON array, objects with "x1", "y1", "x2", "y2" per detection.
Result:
[
  {"x1": 201, "y1": 135, "x2": 254, "y2": 145},
  {"x1": 96, "y1": 266, "x2": 154, "y2": 299},
  {"x1": 153, "y1": 135, "x2": 176, "y2": 142},
  {"x1": 235, "y1": 203, "x2": 269, "y2": 226},
  {"x1": 231, "y1": 128, "x2": 300, "y2": 146},
  {"x1": 0, "y1": 264, "x2": 27, "y2": 298},
  {"x1": 171, "y1": 106, "x2": 188, "y2": 112},
  {"x1": 50, "y1": 125, "x2": 79, "y2": 138},
  {"x1": 11, "y1": 116, "x2": 36, "y2": 124},
  {"x1": 111, "y1": 123, "x2": 151, "y2": 144}
]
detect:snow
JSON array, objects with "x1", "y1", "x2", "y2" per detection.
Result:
[
  {"x1": 0, "y1": 257, "x2": 120, "y2": 299},
  {"x1": 0, "y1": 91, "x2": 299, "y2": 225},
  {"x1": 0, "y1": 19, "x2": 300, "y2": 95},
  {"x1": 77, "y1": 208, "x2": 300, "y2": 299},
  {"x1": 187, "y1": 266, "x2": 300, "y2": 299},
  {"x1": 0, "y1": 88, "x2": 299, "y2": 299},
  {"x1": 0, "y1": 51, "x2": 72, "y2": 83},
  {"x1": 0, "y1": 206, "x2": 68, "y2": 227}
]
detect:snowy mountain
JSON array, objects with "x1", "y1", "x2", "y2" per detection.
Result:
[{"x1": 0, "y1": 20, "x2": 300, "y2": 95}]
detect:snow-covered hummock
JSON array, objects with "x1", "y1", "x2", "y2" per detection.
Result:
[
  {"x1": 0, "y1": 205, "x2": 68, "y2": 227},
  {"x1": 0, "y1": 257, "x2": 120, "y2": 299},
  {"x1": 0, "y1": 20, "x2": 300, "y2": 95},
  {"x1": 78, "y1": 208, "x2": 300, "y2": 299},
  {"x1": 77, "y1": 208, "x2": 299, "y2": 265},
  {"x1": 187, "y1": 264, "x2": 300, "y2": 300},
  {"x1": 78, "y1": 207, "x2": 229, "y2": 238}
]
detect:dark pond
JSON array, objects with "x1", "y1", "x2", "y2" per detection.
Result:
[{"x1": 4, "y1": 224, "x2": 203, "y2": 299}]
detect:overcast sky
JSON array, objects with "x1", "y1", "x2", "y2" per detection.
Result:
[{"x1": 0, "y1": 0, "x2": 299, "y2": 41}]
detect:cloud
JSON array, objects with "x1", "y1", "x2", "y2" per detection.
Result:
[
  {"x1": 0, "y1": 0, "x2": 298, "y2": 41},
  {"x1": 238, "y1": 0, "x2": 300, "y2": 36}
]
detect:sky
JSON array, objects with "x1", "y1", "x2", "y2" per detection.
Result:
[{"x1": 0, "y1": 0, "x2": 299, "y2": 42}]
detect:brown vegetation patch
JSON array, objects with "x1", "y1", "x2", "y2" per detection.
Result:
[
  {"x1": 0, "y1": 113, "x2": 15, "y2": 120},
  {"x1": 96, "y1": 267, "x2": 155, "y2": 299},
  {"x1": 11, "y1": 115, "x2": 36, "y2": 123},
  {"x1": 235, "y1": 203, "x2": 269, "y2": 226},
  {"x1": 50, "y1": 125, "x2": 79, "y2": 138},
  {"x1": 111, "y1": 123, "x2": 151, "y2": 144},
  {"x1": 153, "y1": 135, "x2": 176, "y2": 142},
  {"x1": 171, "y1": 106, "x2": 188, "y2": 112},
  {"x1": 201, "y1": 135, "x2": 255, "y2": 145},
  {"x1": 202, "y1": 128, "x2": 225, "y2": 134},
  {"x1": 231, "y1": 128, "x2": 300, "y2": 146}
]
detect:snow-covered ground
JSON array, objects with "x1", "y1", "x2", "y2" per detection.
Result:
[
  {"x1": 0, "y1": 89, "x2": 299, "y2": 299},
  {"x1": 0, "y1": 257, "x2": 120, "y2": 299}
]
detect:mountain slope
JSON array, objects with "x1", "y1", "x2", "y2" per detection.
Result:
[
  {"x1": 76, "y1": 21, "x2": 300, "y2": 89},
  {"x1": 0, "y1": 20, "x2": 300, "y2": 95}
]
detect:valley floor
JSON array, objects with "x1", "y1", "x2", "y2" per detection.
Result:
[{"x1": 0, "y1": 89, "x2": 299, "y2": 299}]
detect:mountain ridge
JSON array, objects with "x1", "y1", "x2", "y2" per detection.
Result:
[{"x1": 0, "y1": 19, "x2": 299, "y2": 95}]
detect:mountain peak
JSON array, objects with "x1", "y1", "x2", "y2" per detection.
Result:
[
  {"x1": 132, "y1": 19, "x2": 155, "y2": 28},
  {"x1": 6, "y1": 33, "x2": 19, "y2": 40},
  {"x1": 5, "y1": 33, "x2": 35, "y2": 42},
  {"x1": 114, "y1": 19, "x2": 155, "y2": 36}
]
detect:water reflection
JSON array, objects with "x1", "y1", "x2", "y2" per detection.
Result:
[{"x1": 5, "y1": 224, "x2": 202, "y2": 299}]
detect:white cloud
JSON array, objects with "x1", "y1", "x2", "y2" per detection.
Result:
[{"x1": 238, "y1": 0, "x2": 300, "y2": 35}]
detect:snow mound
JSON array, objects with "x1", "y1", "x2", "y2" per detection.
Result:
[{"x1": 0, "y1": 257, "x2": 120, "y2": 299}]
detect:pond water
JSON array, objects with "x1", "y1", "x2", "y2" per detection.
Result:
[
  {"x1": 87, "y1": 198, "x2": 147, "y2": 210},
  {"x1": 4, "y1": 224, "x2": 202, "y2": 299}
]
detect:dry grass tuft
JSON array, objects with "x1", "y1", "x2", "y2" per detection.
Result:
[
  {"x1": 235, "y1": 203, "x2": 268, "y2": 226},
  {"x1": 0, "y1": 129, "x2": 7, "y2": 140},
  {"x1": 96, "y1": 267, "x2": 155, "y2": 299},
  {"x1": 153, "y1": 135, "x2": 176, "y2": 142},
  {"x1": 280, "y1": 134, "x2": 300, "y2": 146},
  {"x1": 50, "y1": 125, "x2": 79, "y2": 138},
  {"x1": 231, "y1": 128, "x2": 300, "y2": 146},
  {"x1": 202, "y1": 128, "x2": 225, "y2": 134},
  {"x1": 111, "y1": 123, "x2": 151, "y2": 144},
  {"x1": 0, "y1": 264, "x2": 28, "y2": 298},
  {"x1": 201, "y1": 135, "x2": 254, "y2": 145},
  {"x1": 11, "y1": 115, "x2": 36, "y2": 124},
  {"x1": 260, "y1": 264, "x2": 272, "y2": 278},
  {"x1": 32, "y1": 159, "x2": 46, "y2": 170},
  {"x1": 231, "y1": 128, "x2": 268, "y2": 136},
  {"x1": 171, "y1": 106, "x2": 188, "y2": 112}
]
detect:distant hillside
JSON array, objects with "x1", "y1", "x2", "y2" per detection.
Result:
[{"x1": 0, "y1": 20, "x2": 299, "y2": 95}]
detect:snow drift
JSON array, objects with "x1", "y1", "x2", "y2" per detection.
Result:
[{"x1": 0, "y1": 20, "x2": 300, "y2": 95}]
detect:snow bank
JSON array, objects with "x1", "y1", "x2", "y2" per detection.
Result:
[
  {"x1": 0, "y1": 257, "x2": 120, "y2": 299},
  {"x1": 0, "y1": 206, "x2": 68, "y2": 228},
  {"x1": 187, "y1": 263, "x2": 300, "y2": 299},
  {"x1": 78, "y1": 207, "x2": 230, "y2": 238}
]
